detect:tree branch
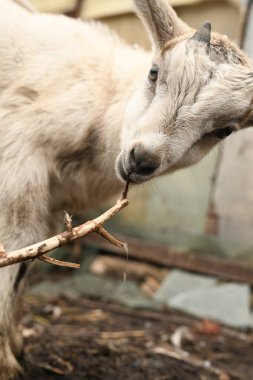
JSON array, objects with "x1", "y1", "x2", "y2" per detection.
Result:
[
  {"x1": 38, "y1": 255, "x2": 81, "y2": 269},
  {"x1": 0, "y1": 197, "x2": 129, "y2": 269}
]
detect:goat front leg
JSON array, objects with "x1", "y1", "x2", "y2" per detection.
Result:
[{"x1": 0, "y1": 158, "x2": 49, "y2": 379}]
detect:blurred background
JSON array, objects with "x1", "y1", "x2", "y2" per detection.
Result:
[{"x1": 21, "y1": 2, "x2": 253, "y2": 379}]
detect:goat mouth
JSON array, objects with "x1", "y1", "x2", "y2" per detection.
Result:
[
  {"x1": 116, "y1": 156, "x2": 129, "y2": 182},
  {"x1": 116, "y1": 156, "x2": 154, "y2": 184}
]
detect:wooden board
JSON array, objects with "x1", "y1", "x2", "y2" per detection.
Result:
[{"x1": 84, "y1": 233, "x2": 253, "y2": 285}]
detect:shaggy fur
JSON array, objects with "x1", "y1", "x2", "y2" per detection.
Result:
[{"x1": 0, "y1": 0, "x2": 252, "y2": 378}]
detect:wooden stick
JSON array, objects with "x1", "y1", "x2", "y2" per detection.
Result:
[
  {"x1": 39, "y1": 255, "x2": 80, "y2": 269},
  {"x1": 0, "y1": 198, "x2": 129, "y2": 269},
  {"x1": 96, "y1": 226, "x2": 128, "y2": 251},
  {"x1": 100, "y1": 330, "x2": 146, "y2": 339},
  {"x1": 152, "y1": 345, "x2": 231, "y2": 379},
  {"x1": 64, "y1": 212, "x2": 73, "y2": 232}
]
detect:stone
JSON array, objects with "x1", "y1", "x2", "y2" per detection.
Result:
[
  {"x1": 169, "y1": 283, "x2": 252, "y2": 328},
  {"x1": 30, "y1": 272, "x2": 158, "y2": 309},
  {"x1": 154, "y1": 270, "x2": 216, "y2": 303}
]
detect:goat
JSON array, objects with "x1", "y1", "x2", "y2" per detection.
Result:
[{"x1": 0, "y1": 0, "x2": 252, "y2": 378}]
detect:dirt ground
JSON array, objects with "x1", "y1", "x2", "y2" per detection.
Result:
[{"x1": 20, "y1": 294, "x2": 253, "y2": 380}]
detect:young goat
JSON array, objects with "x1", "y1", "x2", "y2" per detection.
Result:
[{"x1": 0, "y1": 0, "x2": 253, "y2": 378}]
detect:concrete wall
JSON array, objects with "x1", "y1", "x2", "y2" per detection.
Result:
[{"x1": 213, "y1": 3, "x2": 253, "y2": 257}]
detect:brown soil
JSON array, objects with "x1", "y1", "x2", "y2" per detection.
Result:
[{"x1": 20, "y1": 295, "x2": 253, "y2": 380}]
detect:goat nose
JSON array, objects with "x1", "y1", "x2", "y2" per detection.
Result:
[{"x1": 129, "y1": 144, "x2": 160, "y2": 176}]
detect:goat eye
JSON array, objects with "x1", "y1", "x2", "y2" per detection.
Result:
[
  {"x1": 207, "y1": 126, "x2": 235, "y2": 139},
  {"x1": 148, "y1": 65, "x2": 158, "y2": 83},
  {"x1": 214, "y1": 126, "x2": 235, "y2": 139}
]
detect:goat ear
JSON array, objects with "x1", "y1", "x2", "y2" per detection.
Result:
[
  {"x1": 191, "y1": 22, "x2": 211, "y2": 52},
  {"x1": 133, "y1": 0, "x2": 190, "y2": 50}
]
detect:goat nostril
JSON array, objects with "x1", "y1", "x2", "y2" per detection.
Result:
[
  {"x1": 129, "y1": 147, "x2": 136, "y2": 166},
  {"x1": 129, "y1": 144, "x2": 160, "y2": 176}
]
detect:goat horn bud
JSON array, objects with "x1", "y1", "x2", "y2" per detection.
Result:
[{"x1": 191, "y1": 22, "x2": 211, "y2": 52}]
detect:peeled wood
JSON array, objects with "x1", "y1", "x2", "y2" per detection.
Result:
[{"x1": 0, "y1": 198, "x2": 129, "y2": 269}]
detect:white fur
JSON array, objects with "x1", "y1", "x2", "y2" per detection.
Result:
[{"x1": 0, "y1": 0, "x2": 252, "y2": 378}]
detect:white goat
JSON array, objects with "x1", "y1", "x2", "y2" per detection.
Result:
[{"x1": 0, "y1": 0, "x2": 252, "y2": 378}]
